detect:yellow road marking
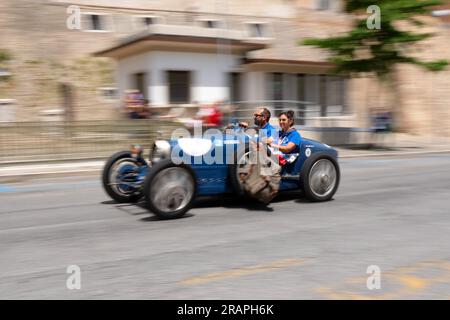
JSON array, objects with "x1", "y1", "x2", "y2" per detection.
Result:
[
  {"x1": 397, "y1": 275, "x2": 427, "y2": 290},
  {"x1": 317, "y1": 259, "x2": 450, "y2": 299},
  {"x1": 179, "y1": 258, "x2": 310, "y2": 286}
]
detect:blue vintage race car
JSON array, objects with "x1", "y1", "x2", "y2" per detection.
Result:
[{"x1": 102, "y1": 128, "x2": 340, "y2": 219}]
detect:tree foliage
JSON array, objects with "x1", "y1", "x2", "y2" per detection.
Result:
[
  {"x1": 0, "y1": 49, "x2": 11, "y2": 65},
  {"x1": 303, "y1": 0, "x2": 448, "y2": 77}
]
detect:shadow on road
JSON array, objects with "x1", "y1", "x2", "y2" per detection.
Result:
[
  {"x1": 193, "y1": 196, "x2": 274, "y2": 212},
  {"x1": 139, "y1": 213, "x2": 195, "y2": 222},
  {"x1": 101, "y1": 200, "x2": 117, "y2": 205}
]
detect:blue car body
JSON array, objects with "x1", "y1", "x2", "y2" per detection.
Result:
[
  {"x1": 103, "y1": 127, "x2": 341, "y2": 218},
  {"x1": 139, "y1": 131, "x2": 339, "y2": 196}
]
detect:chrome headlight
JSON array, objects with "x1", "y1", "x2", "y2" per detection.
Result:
[
  {"x1": 150, "y1": 140, "x2": 171, "y2": 163},
  {"x1": 130, "y1": 144, "x2": 143, "y2": 158}
]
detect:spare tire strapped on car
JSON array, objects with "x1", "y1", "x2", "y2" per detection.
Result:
[{"x1": 239, "y1": 145, "x2": 281, "y2": 204}]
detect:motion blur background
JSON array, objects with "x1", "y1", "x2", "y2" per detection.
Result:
[
  {"x1": 0, "y1": 0, "x2": 449, "y2": 161},
  {"x1": 1, "y1": 0, "x2": 450, "y2": 300}
]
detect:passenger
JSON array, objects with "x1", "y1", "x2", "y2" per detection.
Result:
[{"x1": 269, "y1": 110, "x2": 302, "y2": 166}]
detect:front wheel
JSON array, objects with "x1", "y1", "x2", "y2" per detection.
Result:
[
  {"x1": 102, "y1": 151, "x2": 146, "y2": 203},
  {"x1": 143, "y1": 160, "x2": 196, "y2": 219},
  {"x1": 300, "y1": 153, "x2": 340, "y2": 202}
]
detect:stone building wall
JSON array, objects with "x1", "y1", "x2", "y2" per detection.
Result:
[
  {"x1": 0, "y1": 0, "x2": 448, "y2": 136},
  {"x1": 0, "y1": 0, "x2": 121, "y2": 121}
]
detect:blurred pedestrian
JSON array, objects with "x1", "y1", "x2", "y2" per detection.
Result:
[
  {"x1": 123, "y1": 89, "x2": 145, "y2": 119},
  {"x1": 370, "y1": 108, "x2": 392, "y2": 149},
  {"x1": 196, "y1": 103, "x2": 223, "y2": 128}
]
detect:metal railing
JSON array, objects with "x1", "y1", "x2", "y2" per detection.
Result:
[
  {"x1": 0, "y1": 120, "x2": 180, "y2": 164},
  {"x1": 0, "y1": 101, "x2": 359, "y2": 164},
  {"x1": 229, "y1": 100, "x2": 354, "y2": 127}
]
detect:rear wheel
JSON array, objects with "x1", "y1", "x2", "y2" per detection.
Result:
[
  {"x1": 300, "y1": 153, "x2": 340, "y2": 202},
  {"x1": 144, "y1": 160, "x2": 196, "y2": 219},
  {"x1": 102, "y1": 151, "x2": 146, "y2": 203}
]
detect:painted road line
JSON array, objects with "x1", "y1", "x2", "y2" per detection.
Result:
[
  {"x1": 179, "y1": 258, "x2": 311, "y2": 286},
  {"x1": 0, "y1": 217, "x2": 127, "y2": 234},
  {"x1": 316, "y1": 259, "x2": 450, "y2": 299},
  {"x1": 0, "y1": 180, "x2": 99, "y2": 194},
  {"x1": 0, "y1": 161, "x2": 104, "y2": 172},
  {"x1": 0, "y1": 161, "x2": 104, "y2": 178}
]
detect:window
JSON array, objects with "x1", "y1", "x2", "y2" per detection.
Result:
[
  {"x1": 196, "y1": 19, "x2": 222, "y2": 29},
  {"x1": 134, "y1": 15, "x2": 163, "y2": 29},
  {"x1": 206, "y1": 20, "x2": 218, "y2": 28},
  {"x1": 297, "y1": 74, "x2": 305, "y2": 102},
  {"x1": 133, "y1": 72, "x2": 148, "y2": 100},
  {"x1": 229, "y1": 73, "x2": 241, "y2": 103},
  {"x1": 319, "y1": 75, "x2": 327, "y2": 116},
  {"x1": 82, "y1": 13, "x2": 112, "y2": 32},
  {"x1": 317, "y1": 0, "x2": 330, "y2": 11},
  {"x1": 303, "y1": 74, "x2": 347, "y2": 116},
  {"x1": 272, "y1": 73, "x2": 283, "y2": 100},
  {"x1": 98, "y1": 87, "x2": 118, "y2": 101},
  {"x1": 91, "y1": 14, "x2": 102, "y2": 30},
  {"x1": 272, "y1": 73, "x2": 283, "y2": 109},
  {"x1": 167, "y1": 71, "x2": 190, "y2": 104},
  {"x1": 144, "y1": 17, "x2": 154, "y2": 26},
  {"x1": 326, "y1": 75, "x2": 347, "y2": 114},
  {"x1": 248, "y1": 23, "x2": 266, "y2": 38},
  {"x1": 304, "y1": 75, "x2": 320, "y2": 117},
  {"x1": 297, "y1": 74, "x2": 306, "y2": 124}
]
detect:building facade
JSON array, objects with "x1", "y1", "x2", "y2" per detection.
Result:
[{"x1": 0, "y1": 0, "x2": 449, "y2": 136}]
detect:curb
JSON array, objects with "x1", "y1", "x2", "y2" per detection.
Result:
[
  {"x1": 0, "y1": 161, "x2": 104, "y2": 180},
  {"x1": 339, "y1": 149, "x2": 450, "y2": 159},
  {"x1": 0, "y1": 156, "x2": 107, "y2": 166}
]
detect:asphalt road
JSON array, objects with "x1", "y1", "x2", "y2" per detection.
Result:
[{"x1": 0, "y1": 154, "x2": 449, "y2": 299}]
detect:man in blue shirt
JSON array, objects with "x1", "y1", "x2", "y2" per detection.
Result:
[{"x1": 253, "y1": 107, "x2": 276, "y2": 143}]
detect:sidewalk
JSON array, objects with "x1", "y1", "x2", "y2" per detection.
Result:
[
  {"x1": 337, "y1": 133, "x2": 450, "y2": 158},
  {"x1": 0, "y1": 160, "x2": 104, "y2": 179},
  {"x1": 1, "y1": 134, "x2": 449, "y2": 179}
]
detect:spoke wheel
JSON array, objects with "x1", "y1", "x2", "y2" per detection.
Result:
[
  {"x1": 110, "y1": 159, "x2": 140, "y2": 195},
  {"x1": 102, "y1": 151, "x2": 145, "y2": 203}
]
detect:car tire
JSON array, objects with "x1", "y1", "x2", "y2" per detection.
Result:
[
  {"x1": 143, "y1": 159, "x2": 197, "y2": 219},
  {"x1": 102, "y1": 151, "x2": 146, "y2": 203},
  {"x1": 300, "y1": 152, "x2": 340, "y2": 202}
]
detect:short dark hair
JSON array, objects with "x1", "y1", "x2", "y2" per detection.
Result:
[
  {"x1": 261, "y1": 107, "x2": 271, "y2": 122},
  {"x1": 278, "y1": 110, "x2": 295, "y2": 126}
]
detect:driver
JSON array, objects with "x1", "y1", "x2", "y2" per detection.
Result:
[
  {"x1": 227, "y1": 106, "x2": 275, "y2": 139},
  {"x1": 253, "y1": 107, "x2": 276, "y2": 144}
]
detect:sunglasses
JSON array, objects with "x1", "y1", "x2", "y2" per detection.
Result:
[{"x1": 254, "y1": 113, "x2": 263, "y2": 117}]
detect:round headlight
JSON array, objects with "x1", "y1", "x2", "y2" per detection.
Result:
[{"x1": 150, "y1": 140, "x2": 171, "y2": 163}]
